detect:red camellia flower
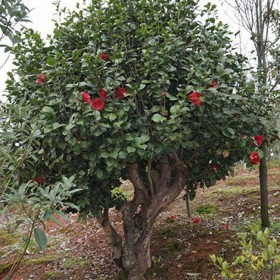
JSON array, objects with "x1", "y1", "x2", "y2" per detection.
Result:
[
  {"x1": 162, "y1": 91, "x2": 166, "y2": 97},
  {"x1": 36, "y1": 74, "x2": 45, "y2": 84},
  {"x1": 211, "y1": 80, "x2": 218, "y2": 87},
  {"x1": 82, "y1": 91, "x2": 91, "y2": 104},
  {"x1": 115, "y1": 87, "x2": 126, "y2": 99},
  {"x1": 250, "y1": 151, "x2": 261, "y2": 165},
  {"x1": 191, "y1": 217, "x2": 201, "y2": 224},
  {"x1": 188, "y1": 91, "x2": 203, "y2": 106},
  {"x1": 99, "y1": 88, "x2": 108, "y2": 99},
  {"x1": 100, "y1": 52, "x2": 109, "y2": 60},
  {"x1": 34, "y1": 177, "x2": 44, "y2": 185},
  {"x1": 91, "y1": 98, "x2": 105, "y2": 111},
  {"x1": 253, "y1": 135, "x2": 264, "y2": 147},
  {"x1": 167, "y1": 214, "x2": 175, "y2": 223},
  {"x1": 223, "y1": 224, "x2": 230, "y2": 230}
]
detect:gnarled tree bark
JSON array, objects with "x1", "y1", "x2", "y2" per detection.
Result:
[{"x1": 97, "y1": 151, "x2": 187, "y2": 279}]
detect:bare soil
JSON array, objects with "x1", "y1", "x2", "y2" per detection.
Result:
[{"x1": 0, "y1": 165, "x2": 280, "y2": 280}]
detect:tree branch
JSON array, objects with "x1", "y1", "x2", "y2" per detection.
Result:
[
  {"x1": 146, "y1": 151, "x2": 187, "y2": 227},
  {"x1": 96, "y1": 208, "x2": 123, "y2": 265},
  {"x1": 147, "y1": 161, "x2": 155, "y2": 197},
  {"x1": 128, "y1": 162, "x2": 148, "y2": 204},
  {"x1": 155, "y1": 161, "x2": 171, "y2": 191}
]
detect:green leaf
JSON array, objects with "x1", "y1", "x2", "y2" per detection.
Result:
[
  {"x1": 34, "y1": 227, "x2": 48, "y2": 251},
  {"x1": 170, "y1": 105, "x2": 180, "y2": 115},
  {"x1": 109, "y1": 114, "x2": 117, "y2": 121},
  {"x1": 138, "y1": 144, "x2": 147, "y2": 150},
  {"x1": 42, "y1": 106, "x2": 55, "y2": 117},
  {"x1": 110, "y1": 150, "x2": 118, "y2": 159},
  {"x1": 118, "y1": 151, "x2": 127, "y2": 159},
  {"x1": 52, "y1": 122, "x2": 62, "y2": 130},
  {"x1": 100, "y1": 151, "x2": 109, "y2": 158},
  {"x1": 96, "y1": 169, "x2": 104, "y2": 179},
  {"x1": 66, "y1": 84, "x2": 76, "y2": 89},
  {"x1": 227, "y1": 128, "x2": 235, "y2": 135},
  {"x1": 54, "y1": 210, "x2": 69, "y2": 222},
  {"x1": 152, "y1": 114, "x2": 166, "y2": 123},
  {"x1": 127, "y1": 146, "x2": 136, "y2": 153},
  {"x1": 139, "y1": 135, "x2": 150, "y2": 143},
  {"x1": 47, "y1": 214, "x2": 62, "y2": 226},
  {"x1": 65, "y1": 123, "x2": 75, "y2": 131},
  {"x1": 46, "y1": 58, "x2": 56, "y2": 66},
  {"x1": 166, "y1": 93, "x2": 178, "y2": 101}
]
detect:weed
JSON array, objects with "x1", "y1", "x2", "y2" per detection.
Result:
[
  {"x1": 161, "y1": 240, "x2": 182, "y2": 253},
  {"x1": 0, "y1": 228, "x2": 20, "y2": 246},
  {"x1": 25, "y1": 254, "x2": 60, "y2": 265},
  {"x1": 64, "y1": 257, "x2": 91, "y2": 270},
  {"x1": 195, "y1": 204, "x2": 216, "y2": 215},
  {"x1": 43, "y1": 271, "x2": 64, "y2": 279},
  {"x1": 0, "y1": 262, "x2": 13, "y2": 274},
  {"x1": 157, "y1": 223, "x2": 182, "y2": 238}
]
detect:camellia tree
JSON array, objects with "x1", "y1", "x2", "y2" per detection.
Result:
[{"x1": 1, "y1": 0, "x2": 278, "y2": 279}]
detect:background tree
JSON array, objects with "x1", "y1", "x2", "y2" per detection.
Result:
[
  {"x1": 225, "y1": 0, "x2": 280, "y2": 228},
  {"x1": 2, "y1": 0, "x2": 277, "y2": 279},
  {"x1": 0, "y1": 0, "x2": 30, "y2": 68}
]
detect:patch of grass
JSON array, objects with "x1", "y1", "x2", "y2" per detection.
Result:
[
  {"x1": 0, "y1": 262, "x2": 13, "y2": 274},
  {"x1": 0, "y1": 250, "x2": 6, "y2": 258},
  {"x1": 25, "y1": 253, "x2": 60, "y2": 265},
  {"x1": 0, "y1": 228, "x2": 20, "y2": 246},
  {"x1": 64, "y1": 257, "x2": 91, "y2": 270},
  {"x1": 212, "y1": 185, "x2": 259, "y2": 195},
  {"x1": 156, "y1": 223, "x2": 182, "y2": 238},
  {"x1": 43, "y1": 271, "x2": 65, "y2": 279},
  {"x1": 267, "y1": 159, "x2": 280, "y2": 169},
  {"x1": 268, "y1": 170, "x2": 280, "y2": 175},
  {"x1": 228, "y1": 174, "x2": 256, "y2": 181},
  {"x1": 195, "y1": 204, "x2": 216, "y2": 215},
  {"x1": 64, "y1": 257, "x2": 77, "y2": 269},
  {"x1": 161, "y1": 240, "x2": 182, "y2": 254}
]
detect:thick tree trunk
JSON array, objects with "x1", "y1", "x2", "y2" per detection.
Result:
[
  {"x1": 259, "y1": 145, "x2": 270, "y2": 228},
  {"x1": 98, "y1": 152, "x2": 187, "y2": 280}
]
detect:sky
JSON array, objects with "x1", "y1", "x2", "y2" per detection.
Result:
[{"x1": 0, "y1": 0, "x2": 251, "y2": 99}]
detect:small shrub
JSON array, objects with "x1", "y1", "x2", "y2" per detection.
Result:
[{"x1": 211, "y1": 224, "x2": 280, "y2": 279}]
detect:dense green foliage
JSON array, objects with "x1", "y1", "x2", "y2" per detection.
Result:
[{"x1": 1, "y1": 0, "x2": 277, "y2": 216}]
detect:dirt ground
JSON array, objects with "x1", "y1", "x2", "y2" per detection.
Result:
[{"x1": 0, "y1": 164, "x2": 280, "y2": 280}]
